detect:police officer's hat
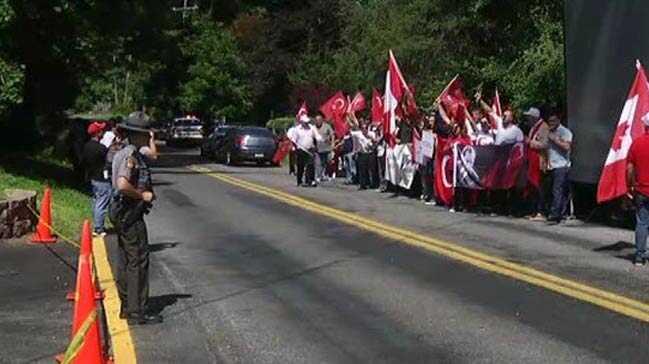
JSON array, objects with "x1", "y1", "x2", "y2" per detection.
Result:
[{"x1": 118, "y1": 111, "x2": 152, "y2": 134}]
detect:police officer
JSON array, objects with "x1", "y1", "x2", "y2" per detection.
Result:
[{"x1": 110, "y1": 112, "x2": 162, "y2": 325}]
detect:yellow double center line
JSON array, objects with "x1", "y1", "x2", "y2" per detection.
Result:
[{"x1": 191, "y1": 165, "x2": 649, "y2": 323}]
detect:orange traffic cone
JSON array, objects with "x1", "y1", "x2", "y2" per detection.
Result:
[
  {"x1": 62, "y1": 220, "x2": 108, "y2": 364},
  {"x1": 31, "y1": 186, "x2": 57, "y2": 244},
  {"x1": 66, "y1": 221, "x2": 103, "y2": 301}
]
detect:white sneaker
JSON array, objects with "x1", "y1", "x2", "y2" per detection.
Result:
[
  {"x1": 425, "y1": 201, "x2": 436, "y2": 206},
  {"x1": 449, "y1": 208, "x2": 456, "y2": 213}
]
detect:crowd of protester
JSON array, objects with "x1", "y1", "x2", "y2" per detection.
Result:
[{"x1": 282, "y1": 93, "x2": 574, "y2": 226}]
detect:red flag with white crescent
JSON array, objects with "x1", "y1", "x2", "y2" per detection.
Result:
[
  {"x1": 597, "y1": 61, "x2": 649, "y2": 203},
  {"x1": 434, "y1": 138, "x2": 455, "y2": 206},
  {"x1": 438, "y1": 76, "x2": 470, "y2": 123},
  {"x1": 371, "y1": 88, "x2": 383, "y2": 125},
  {"x1": 347, "y1": 92, "x2": 367, "y2": 114},
  {"x1": 320, "y1": 91, "x2": 349, "y2": 138}
]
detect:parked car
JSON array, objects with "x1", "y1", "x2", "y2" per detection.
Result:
[
  {"x1": 168, "y1": 116, "x2": 204, "y2": 146},
  {"x1": 200, "y1": 125, "x2": 236, "y2": 159},
  {"x1": 214, "y1": 127, "x2": 278, "y2": 165}
]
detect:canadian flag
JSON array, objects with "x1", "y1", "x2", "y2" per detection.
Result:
[
  {"x1": 371, "y1": 88, "x2": 384, "y2": 125},
  {"x1": 597, "y1": 61, "x2": 649, "y2": 203},
  {"x1": 296, "y1": 102, "x2": 309, "y2": 123},
  {"x1": 347, "y1": 92, "x2": 367, "y2": 115},
  {"x1": 383, "y1": 50, "x2": 410, "y2": 147}
]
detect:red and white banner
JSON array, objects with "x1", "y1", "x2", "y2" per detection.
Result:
[
  {"x1": 371, "y1": 88, "x2": 383, "y2": 125},
  {"x1": 296, "y1": 102, "x2": 308, "y2": 123},
  {"x1": 383, "y1": 50, "x2": 410, "y2": 147},
  {"x1": 597, "y1": 61, "x2": 649, "y2": 203},
  {"x1": 320, "y1": 91, "x2": 349, "y2": 138}
]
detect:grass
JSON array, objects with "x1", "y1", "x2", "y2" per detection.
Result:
[{"x1": 0, "y1": 151, "x2": 92, "y2": 242}]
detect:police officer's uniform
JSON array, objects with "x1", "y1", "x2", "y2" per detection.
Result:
[{"x1": 109, "y1": 113, "x2": 161, "y2": 324}]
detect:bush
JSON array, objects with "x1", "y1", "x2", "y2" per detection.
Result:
[{"x1": 266, "y1": 116, "x2": 295, "y2": 134}]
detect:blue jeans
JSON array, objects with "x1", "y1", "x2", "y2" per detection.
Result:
[
  {"x1": 635, "y1": 194, "x2": 649, "y2": 259},
  {"x1": 344, "y1": 153, "x2": 357, "y2": 183},
  {"x1": 316, "y1": 152, "x2": 330, "y2": 180},
  {"x1": 91, "y1": 180, "x2": 112, "y2": 232},
  {"x1": 549, "y1": 167, "x2": 570, "y2": 221}
]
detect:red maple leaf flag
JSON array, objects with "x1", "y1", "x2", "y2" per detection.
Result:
[
  {"x1": 597, "y1": 61, "x2": 649, "y2": 203},
  {"x1": 347, "y1": 92, "x2": 367, "y2": 114},
  {"x1": 320, "y1": 91, "x2": 349, "y2": 138},
  {"x1": 383, "y1": 50, "x2": 410, "y2": 146},
  {"x1": 371, "y1": 88, "x2": 384, "y2": 125},
  {"x1": 437, "y1": 75, "x2": 470, "y2": 122},
  {"x1": 296, "y1": 101, "x2": 309, "y2": 123}
]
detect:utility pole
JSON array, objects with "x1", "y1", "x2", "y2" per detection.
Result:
[{"x1": 172, "y1": 0, "x2": 199, "y2": 23}]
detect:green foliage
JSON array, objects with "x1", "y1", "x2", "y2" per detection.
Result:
[
  {"x1": 0, "y1": 0, "x2": 23, "y2": 121},
  {"x1": 178, "y1": 16, "x2": 252, "y2": 121},
  {"x1": 0, "y1": 0, "x2": 566, "y2": 142},
  {"x1": 0, "y1": 152, "x2": 91, "y2": 239},
  {"x1": 266, "y1": 116, "x2": 294, "y2": 133}
]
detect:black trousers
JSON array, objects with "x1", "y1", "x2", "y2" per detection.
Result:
[
  {"x1": 357, "y1": 152, "x2": 371, "y2": 189},
  {"x1": 117, "y1": 217, "x2": 149, "y2": 315},
  {"x1": 289, "y1": 150, "x2": 297, "y2": 174},
  {"x1": 368, "y1": 151, "x2": 380, "y2": 189},
  {"x1": 296, "y1": 150, "x2": 315, "y2": 185}
]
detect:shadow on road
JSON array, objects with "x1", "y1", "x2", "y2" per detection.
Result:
[
  {"x1": 147, "y1": 294, "x2": 193, "y2": 315},
  {"x1": 593, "y1": 241, "x2": 634, "y2": 252},
  {"x1": 149, "y1": 242, "x2": 182, "y2": 253}
]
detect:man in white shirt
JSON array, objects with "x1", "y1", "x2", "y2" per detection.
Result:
[
  {"x1": 287, "y1": 117, "x2": 322, "y2": 187},
  {"x1": 492, "y1": 110, "x2": 524, "y2": 146}
]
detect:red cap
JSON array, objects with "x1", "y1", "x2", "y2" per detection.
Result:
[{"x1": 87, "y1": 121, "x2": 106, "y2": 137}]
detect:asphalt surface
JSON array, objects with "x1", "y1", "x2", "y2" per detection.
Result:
[
  {"x1": 0, "y1": 240, "x2": 78, "y2": 363},
  {"x1": 114, "y1": 147, "x2": 649, "y2": 363}
]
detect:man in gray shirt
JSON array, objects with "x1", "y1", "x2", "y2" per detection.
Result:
[
  {"x1": 315, "y1": 113, "x2": 335, "y2": 182},
  {"x1": 545, "y1": 115, "x2": 573, "y2": 224}
]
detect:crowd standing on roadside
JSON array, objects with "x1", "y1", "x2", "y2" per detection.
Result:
[{"x1": 282, "y1": 93, "x2": 575, "y2": 231}]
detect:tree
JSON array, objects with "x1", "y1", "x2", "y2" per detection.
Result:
[
  {"x1": 179, "y1": 16, "x2": 252, "y2": 121},
  {"x1": 0, "y1": 0, "x2": 23, "y2": 122}
]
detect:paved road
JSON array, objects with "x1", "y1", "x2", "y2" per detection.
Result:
[{"x1": 120, "y1": 147, "x2": 649, "y2": 363}]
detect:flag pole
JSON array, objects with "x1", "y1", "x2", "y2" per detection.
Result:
[{"x1": 435, "y1": 74, "x2": 460, "y2": 103}]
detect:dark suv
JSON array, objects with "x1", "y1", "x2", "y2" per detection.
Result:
[{"x1": 215, "y1": 127, "x2": 277, "y2": 165}]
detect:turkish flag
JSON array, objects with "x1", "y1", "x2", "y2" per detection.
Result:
[
  {"x1": 434, "y1": 138, "x2": 455, "y2": 206},
  {"x1": 526, "y1": 119, "x2": 545, "y2": 189},
  {"x1": 438, "y1": 76, "x2": 470, "y2": 122},
  {"x1": 597, "y1": 61, "x2": 649, "y2": 203},
  {"x1": 296, "y1": 102, "x2": 308, "y2": 123},
  {"x1": 384, "y1": 50, "x2": 410, "y2": 147},
  {"x1": 272, "y1": 137, "x2": 293, "y2": 165},
  {"x1": 371, "y1": 88, "x2": 383, "y2": 125},
  {"x1": 348, "y1": 92, "x2": 367, "y2": 114},
  {"x1": 320, "y1": 91, "x2": 349, "y2": 138}
]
